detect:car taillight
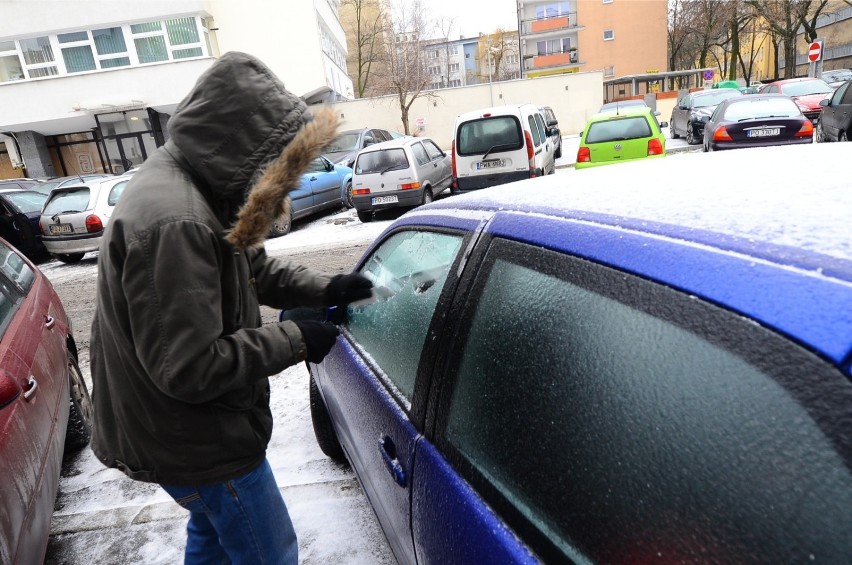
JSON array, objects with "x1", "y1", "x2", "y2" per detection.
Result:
[
  {"x1": 524, "y1": 130, "x2": 535, "y2": 175},
  {"x1": 577, "y1": 147, "x2": 591, "y2": 163},
  {"x1": 85, "y1": 214, "x2": 103, "y2": 233},
  {"x1": 451, "y1": 140, "x2": 457, "y2": 180},
  {"x1": 352, "y1": 188, "x2": 371, "y2": 196},
  {"x1": 795, "y1": 120, "x2": 814, "y2": 137},
  {"x1": 647, "y1": 138, "x2": 664, "y2": 156},
  {"x1": 400, "y1": 182, "x2": 420, "y2": 190},
  {"x1": 713, "y1": 126, "x2": 733, "y2": 141},
  {"x1": 38, "y1": 220, "x2": 44, "y2": 234}
]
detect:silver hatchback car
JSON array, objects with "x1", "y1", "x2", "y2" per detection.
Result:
[
  {"x1": 351, "y1": 136, "x2": 451, "y2": 222},
  {"x1": 39, "y1": 176, "x2": 130, "y2": 263}
]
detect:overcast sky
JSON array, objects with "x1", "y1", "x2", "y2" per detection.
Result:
[{"x1": 423, "y1": 0, "x2": 519, "y2": 39}]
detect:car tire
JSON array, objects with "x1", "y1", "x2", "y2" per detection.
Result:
[
  {"x1": 686, "y1": 123, "x2": 699, "y2": 145},
  {"x1": 343, "y1": 181, "x2": 354, "y2": 209},
  {"x1": 815, "y1": 122, "x2": 826, "y2": 143},
  {"x1": 841, "y1": 130, "x2": 848, "y2": 142},
  {"x1": 65, "y1": 352, "x2": 93, "y2": 456},
  {"x1": 55, "y1": 253, "x2": 84, "y2": 264},
  {"x1": 268, "y1": 208, "x2": 293, "y2": 238},
  {"x1": 309, "y1": 375, "x2": 346, "y2": 464},
  {"x1": 356, "y1": 209, "x2": 373, "y2": 223},
  {"x1": 670, "y1": 119, "x2": 680, "y2": 139},
  {"x1": 421, "y1": 187, "x2": 433, "y2": 206},
  {"x1": 703, "y1": 141, "x2": 709, "y2": 153},
  {"x1": 554, "y1": 142, "x2": 562, "y2": 159}
]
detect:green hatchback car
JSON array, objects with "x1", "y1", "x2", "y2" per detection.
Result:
[{"x1": 576, "y1": 107, "x2": 667, "y2": 169}]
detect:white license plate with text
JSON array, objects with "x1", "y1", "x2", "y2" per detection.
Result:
[
  {"x1": 49, "y1": 224, "x2": 73, "y2": 235},
  {"x1": 747, "y1": 128, "x2": 780, "y2": 138},
  {"x1": 477, "y1": 159, "x2": 505, "y2": 170},
  {"x1": 372, "y1": 195, "x2": 398, "y2": 205}
]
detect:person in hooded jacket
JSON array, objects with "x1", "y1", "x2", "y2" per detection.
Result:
[{"x1": 88, "y1": 52, "x2": 372, "y2": 564}]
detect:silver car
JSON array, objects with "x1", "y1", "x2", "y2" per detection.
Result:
[
  {"x1": 39, "y1": 176, "x2": 130, "y2": 263},
  {"x1": 351, "y1": 136, "x2": 451, "y2": 223}
]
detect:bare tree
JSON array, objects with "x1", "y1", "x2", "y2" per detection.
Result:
[
  {"x1": 478, "y1": 29, "x2": 516, "y2": 82},
  {"x1": 746, "y1": 0, "x2": 831, "y2": 78},
  {"x1": 433, "y1": 15, "x2": 456, "y2": 87},
  {"x1": 737, "y1": 4, "x2": 768, "y2": 83},
  {"x1": 341, "y1": 0, "x2": 390, "y2": 98}
]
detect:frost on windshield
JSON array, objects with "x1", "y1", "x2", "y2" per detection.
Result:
[{"x1": 346, "y1": 230, "x2": 463, "y2": 400}]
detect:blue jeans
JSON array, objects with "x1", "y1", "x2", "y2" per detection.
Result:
[{"x1": 160, "y1": 458, "x2": 298, "y2": 565}]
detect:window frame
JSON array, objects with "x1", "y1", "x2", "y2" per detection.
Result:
[{"x1": 603, "y1": 29, "x2": 615, "y2": 41}]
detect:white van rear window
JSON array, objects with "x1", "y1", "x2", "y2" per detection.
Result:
[
  {"x1": 457, "y1": 117, "x2": 524, "y2": 156},
  {"x1": 586, "y1": 117, "x2": 652, "y2": 144}
]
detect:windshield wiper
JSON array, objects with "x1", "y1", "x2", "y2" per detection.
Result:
[
  {"x1": 481, "y1": 144, "x2": 516, "y2": 161},
  {"x1": 51, "y1": 210, "x2": 80, "y2": 221},
  {"x1": 379, "y1": 165, "x2": 399, "y2": 174}
]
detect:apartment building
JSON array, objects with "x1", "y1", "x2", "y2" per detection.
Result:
[
  {"x1": 423, "y1": 32, "x2": 521, "y2": 90},
  {"x1": 0, "y1": 0, "x2": 353, "y2": 179},
  {"x1": 517, "y1": 0, "x2": 666, "y2": 80}
]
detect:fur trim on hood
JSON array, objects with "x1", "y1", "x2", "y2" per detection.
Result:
[{"x1": 226, "y1": 107, "x2": 340, "y2": 249}]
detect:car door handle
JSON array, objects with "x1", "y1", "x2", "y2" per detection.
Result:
[
  {"x1": 23, "y1": 376, "x2": 38, "y2": 401},
  {"x1": 44, "y1": 315, "x2": 55, "y2": 330},
  {"x1": 310, "y1": 176, "x2": 318, "y2": 181},
  {"x1": 378, "y1": 436, "x2": 406, "y2": 487}
]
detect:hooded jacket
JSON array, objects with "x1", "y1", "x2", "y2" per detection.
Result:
[{"x1": 90, "y1": 52, "x2": 338, "y2": 486}]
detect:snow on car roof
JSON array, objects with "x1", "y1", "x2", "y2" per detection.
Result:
[{"x1": 427, "y1": 144, "x2": 852, "y2": 268}]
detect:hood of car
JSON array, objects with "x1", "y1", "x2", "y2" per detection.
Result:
[{"x1": 790, "y1": 93, "x2": 831, "y2": 108}]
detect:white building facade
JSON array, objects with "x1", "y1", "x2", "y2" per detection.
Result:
[{"x1": 0, "y1": 0, "x2": 353, "y2": 178}]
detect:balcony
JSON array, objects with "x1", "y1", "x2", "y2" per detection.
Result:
[
  {"x1": 523, "y1": 49, "x2": 580, "y2": 71},
  {"x1": 521, "y1": 13, "x2": 581, "y2": 35}
]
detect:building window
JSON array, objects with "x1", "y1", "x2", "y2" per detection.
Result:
[
  {"x1": 449, "y1": 79, "x2": 461, "y2": 87},
  {"x1": 449, "y1": 46, "x2": 458, "y2": 55},
  {"x1": 20, "y1": 36, "x2": 59, "y2": 78},
  {"x1": 449, "y1": 63, "x2": 460, "y2": 72},
  {"x1": 604, "y1": 65, "x2": 615, "y2": 77},
  {"x1": 603, "y1": 29, "x2": 615, "y2": 41},
  {"x1": 536, "y1": 2, "x2": 570, "y2": 18},
  {"x1": 537, "y1": 38, "x2": 571, "y2": 56},
  {"x1": 0, "y1": 41, "x2": 25, "y2": 82},
  {"x1": 603, "y1": 0, "x2": 614, "y2": 3}
]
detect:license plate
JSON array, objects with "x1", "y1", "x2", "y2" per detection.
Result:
[
  {"x1": 747, "y1": 128, "x2": 780, "y2": 138},
  {"x1": 48, "y1": 224, "x2": 72, "y2": 235},
  {"x1": 477, "y1": 159, "x2": 505, "y2": 170},
  {"x1": 372, "y1": 195, "x2": 398, "y2": 205}
]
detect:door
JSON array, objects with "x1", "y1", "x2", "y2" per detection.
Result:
[
  {"x1": 102, "y1": 134, "x2": 155, "y2": 174},
  {"x1": 423, "y1": 139, "x2": 451, "y2": 189},
  {"x1": 307, "y1": 157, "x2": 341, "y2": 207},
  {"x1": 821, "y1": 82, "x2": 849, "y2": 139}
]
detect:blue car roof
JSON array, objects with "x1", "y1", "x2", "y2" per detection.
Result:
[{"x1": 396, "y1": 143, "x2": 852, "y2": 371}]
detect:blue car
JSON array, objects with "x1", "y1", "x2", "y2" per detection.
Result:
[
  {"x1": 268, "y1": 156, "x2": 352, "y2": 237},
  {"x1": 302, "y1": 144, "x2": 852, "y2": 563}
]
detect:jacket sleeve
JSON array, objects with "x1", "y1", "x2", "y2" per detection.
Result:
[
  {"x1": 122, "y1": 219, "x2": 306, "y2": 404},
  {"x1": 247, "y1": 247, "x2": 334, "y2": 309}
]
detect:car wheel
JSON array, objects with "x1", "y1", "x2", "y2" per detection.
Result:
[
  {"x1": 686, "y1": 123, "x2": 699, "y2": 145},
  {"x1": 268, "y1": 208, "x2": 293, "y2": 238},
  {"x1": 703, "y1": 140, "x2": 709, "y2": 153},
  {"x1": 65, "y1": 352, "x2": 93, "y2": 455},
  {"x1": 343, "y1": 180, "x2": 354, "y2": 209},
  {"x1": 815, "y1": 122, "x2": 826, "y2": 143},
  {"x1": 554, "y1": 142, "x2": 562, "y2": 159},
  {"x1": 54, "y1": 253, "x2": 85, "y2": 264},
  {"x1": 356, "y1": 209, "x2": 373, "y2": 223},
  {"x1": 670, "y1": 119, "x2": 680, "y2": 139},
  {"x1": 309, "y1": 375, "x2": 346, "y2": 464},
  {"x1": 421, "y1": 187, "x2": 433, "y2": 206},
  {"x1": 841, "y1": 130, "x2": 848, "y2": 142}
]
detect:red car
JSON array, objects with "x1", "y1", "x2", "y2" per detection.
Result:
[
  {"x1": 0, "y1": 237, "x2": 92, "y2": 564},
  {"x1": 759, "y1": 77, "x2": 834, "y2": 123}
]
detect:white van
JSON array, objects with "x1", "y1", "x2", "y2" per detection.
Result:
[{"x1": 452, "y1": 104, "x2": 556, "y2": 192}]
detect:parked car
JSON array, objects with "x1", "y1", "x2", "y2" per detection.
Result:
[
  {"x1": 759, "y1": 77, "x2": 833, "y2": 124},
  {"x1": 301, "y1": 143, "x2": 852, "y2": 564},
  {"x1": 38, "y1": 176, "x2": 130, "y2": 263},
  {"x1": 539, "y1": 106, "x2": 562, "y2": 158},
  {"x1": 0, "y1": 178, "x2": 43, "y2": 191},
  {"x1": 452, "y1": 104, "x2": 556, "y2": 192},
  {"x1": 0, "y1": 189, "x2": 48, "y2": 259},
  {"x1": 0, "y1": 236, "x2": 93, "y2": 564},
  {"x1": 269, "y1": 156, "x2": 353, "y2": 236},
  {"x1": 670, "y1": 88, "x2": 743, "y2": 144},
  {"x1": 33, "y1": 173, "x2": 114, "y2": 195},
  {"x1": 820, "y1": 68, "x2": 852, "y2": 89},
  {"x1": 703, "y1": 94, "x2": 814, "y2": 152},
  {"x1": 351, "y1": 136, "x2": 450, "y2": 223},
  {"x1": 324, "y1": 128, "x2": 398, "y2": 170},
  {"x1": 576, "y1": 107, "x2": 667, "y2": 169},
  {"x1": 817, "y1": 79, "x2": 852, "y2": 142}
]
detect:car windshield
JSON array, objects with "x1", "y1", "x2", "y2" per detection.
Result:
[
  {"x1": 586, "y1": 116, "x2": 652, "y2": 143},
  {"x1": 37, "y1": 180, "x2": 62, "y2": 192},
  {"x1": 823, "y1": 70, "x2": 852, "y2": 82},
  {"x1": 781, "y1": 79, "x2": 833, "y2": 96},
  {"x1": 456, "y1": 116, "x2": 523, "y2": 155},
  {"x1": 4, "y1": 190, "x2": 47, "y2": 213},
  {"x1": 694, "y1": 90, "x2": 741, "y2": 108},
  {"x1": 723, "y1": 98, "x2": 801, "y2": 121},
  {"x1": 43, "y1": 188, "x2": 91, "y2": 215},
  {"x1": 355, "y1": 148, "x2": 410, "y2": 174},
  {"x1": 326, "y1": 132, "x2": 361, "y2": 152}
]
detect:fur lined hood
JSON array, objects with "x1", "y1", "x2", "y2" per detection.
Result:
[{"x1": 167, "y1": 51, "x2": 339, "y2": 248}]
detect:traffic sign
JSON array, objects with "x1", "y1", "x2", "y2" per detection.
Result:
[
  {"x1": 703, "y1": 70, "x2": 714, "y2": 81},
  {"x1": 808, "y1": 41, "x2": 823, "y2": 63}
]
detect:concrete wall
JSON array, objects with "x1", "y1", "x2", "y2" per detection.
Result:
[{"x1": 330, "y1": 70, "x2": 605, "y2": 150}]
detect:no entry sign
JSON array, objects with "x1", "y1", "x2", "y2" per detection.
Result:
[{"x1": 808, "y1": 41, "x2": 823, "y2": 63}]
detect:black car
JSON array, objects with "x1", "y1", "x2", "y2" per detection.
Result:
[
  {"x1": 817, "y1": 79, "x2": 852, "y2": 143},
  {"x1": 0, "y1": 178, "x2": 42, "y2": 191},
  {"x1": 539, "y1": 106, "x2": 562, "y2": 158},
  {"x1": 702, "y1": 94, "x2": 814, "y2": 152},
  {"x1": 670, "y1": 89, "x2": 743, "y2": 145},
  {"x1": 0, "y1": 189, "x2": 48, "y2": 259}
]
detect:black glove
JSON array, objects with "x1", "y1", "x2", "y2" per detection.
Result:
[
  {"x1": 326, "y1": 273, "x2": 373, "y2": 306},
  {"x1": 294, "y1": 320, "x2": 340, "y2": 363}
]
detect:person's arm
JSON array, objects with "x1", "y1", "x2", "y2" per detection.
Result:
[
  {"x1": 247, "y1": 247, "x2": 333, "y2": 309},
  {"x1": 122, "y1": 220, "x2": 306, "y2": 404}
]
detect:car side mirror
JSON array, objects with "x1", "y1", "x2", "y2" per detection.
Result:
[
  {"x1": 549, "y1": 127, "x2": 560, "y2": 137},
  {"x1": 658, "y1": 121, "x2": 669, "y2": 129},
  {"x1": 819, "y1": 98, "x2": 830, "y2": 107}
]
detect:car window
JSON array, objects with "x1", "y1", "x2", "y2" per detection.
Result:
[
  {"x1": 829, "y1": 83, "x2": 848, "y2": 106},
  {"x1": 693, "y1": 90, "x2": 741, "y2": 108},
  {"x1": 586, "y1": 116, "x2": 652, "y2": 143},
  {"x1": 305, "y1": 158, "x2": 327, "y2": 174},
  {"x1": 527, "y1": 115, "x2": 543, "y2": 146},
  {"x1": 533, "y1": 113, "x2": 548, "y2": 143},
  {"x1": 43, "y1": 188, "x2": 91, "y2": 215},
  {"x1": 107, "y1": 180, "x2": 130, "y2": 206},
  {"x1": 355, "y1": 149, "x2": 409, "y2": 174},
  {"x1": 3, "y1": 190, "x2": 47, "y2": 214},
  {"x1": 780, "y1": 79, "x2": 833, "y2": 96},
  {"x1": 346, "y1": 230, "x2": 463, "y2": 402},
  {"x1": 723, "y1": 97, "x2": 800, "y2": 120},
  {"x1": 423, "y1": 140, "x2": 444, "y2": 161},
  {"x1": 363, "y1": 133, "x2": 377, "y2": 147},
  {"x1": 442, "y1": 239, "x2": 852, "y2": 562},
  {"x1": 372, "y1": 129, "x2": 391, "y2": 142},
  {"x1": 841, "y1": 83, "x2": 852, "y2": 105},
  {"x1": 328, "y1": 132, "x2": 360, "y2": 152},
  {"x1": 456, "y1": 116, "x2": 523, "y2": 155},
  {"x1": 411, "y1": 142, "x2": 430, "y2": 166},
  {"x1": 0, "y1": 240, "x2": 34, "y2": 291}
]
